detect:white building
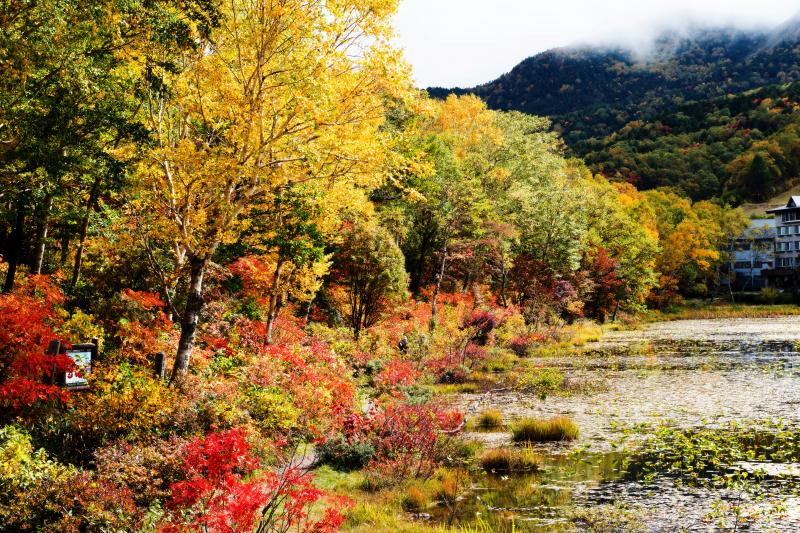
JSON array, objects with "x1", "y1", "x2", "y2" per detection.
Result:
[
  {"x1": 767, "y1": 196, "x2": 800, "y2": 270},
  {"x1": 730, "y1": 218, "x2": 775, "y2": 291}
]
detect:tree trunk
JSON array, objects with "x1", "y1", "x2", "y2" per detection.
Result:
[
  {"x1": 170, "y1": 255, "x2": 208, "y2": 384},
  {"x1": 59, "y1": 230, "x2": 70, "y2": 266},
  {"x1": 2, "y1": 202, "x2": 26, "y2": 293},
  {"x1": 500, "y1": 262, "x2": 508, "y2": 307},
  {"x1": 411, "y1": 228, "x2": 433, "y2": 297},
  {"x1": 265, "y1": 259, "x2": 285, "y2": 344},
  {"x1": 430, "y1": 232, "x2": 449, "y2": 332},
  {"x1": 70, "y1": 176, "x2": 101, "y2": 287},
  {"x1": 32, "y1": 195, "x2": 53, "y2": 275}
]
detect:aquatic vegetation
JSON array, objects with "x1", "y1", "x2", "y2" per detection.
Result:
[
  {"x1": 629, "y1": 421, "x2": 800, "y2": 487},
  {"x1": 481, "y1": 351, "x2": 517, "y2": 373},
  {"x1": 646, "y1": 303, "x2": 800, "y2": 322},
  {"x1": 511, "y1": 416, "x2": 580, "y2": 442},
  {"x1": 567, "y1": 322, "x2": 603, "y2": 346},
  {"x1": 517, "y1": 367, "x2": 565, "y2": 399},
  {"x1": 478, "y1": 447, "x2": 540, "y2": 472},
  {"x1": 570, "y1": 503, "x2": 646, "y2": 532}
]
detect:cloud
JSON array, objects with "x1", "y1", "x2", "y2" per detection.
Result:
[{"x1": 394, "y1": 0, "x2": 799, "y2": 88}]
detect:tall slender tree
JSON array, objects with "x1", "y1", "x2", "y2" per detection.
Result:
[{"x1": 137, "y1": 0, "x2": 409, "y2": 381}]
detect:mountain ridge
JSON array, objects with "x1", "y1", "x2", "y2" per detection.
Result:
[{"x1": 428, "y1": 14, "x2": 800, "y2": 146}]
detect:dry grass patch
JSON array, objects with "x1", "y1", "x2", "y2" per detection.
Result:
[
  {"x1": 511, "y1": 416, "x2": 579, "y2": 442},
  {"x1": 474, "y1": 409, "x2": 503, "y2": 430},
  {"x1": 401, "y1": 485, "x2": 429, "y2": 512},
  {"x1": 479, "y1": 447, "x2": 540, "y2": 472}
]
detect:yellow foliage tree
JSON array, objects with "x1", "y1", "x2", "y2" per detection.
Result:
[
  {"x1": 643, "y1": 190, "x2": 742, "y2": 305},
  {"x1": 137, "y1": 0, "x2": 410, "y2": 380}
]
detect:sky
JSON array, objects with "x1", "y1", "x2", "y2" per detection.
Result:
[{"x1": 393, "y1": 0, "x2": 800, "y2": 88}]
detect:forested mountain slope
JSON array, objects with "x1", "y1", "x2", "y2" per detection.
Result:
[
  {"x1": 579, "y1": 81, "x2": 800, "y2": 202},
  {"x1": 429, "y1": 16, "x2": 800, "y2": 146},
  {"x1": 429, "y1": 15, "x2": 800, "y2": 202}
]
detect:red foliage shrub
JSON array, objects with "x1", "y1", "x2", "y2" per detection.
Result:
[
  {"x1": 373, "y1": 359, "x2": 420, "y2": 392},
  {"x1": 461, "y1": 309, "x2": 498, "y2": 346},
  {"x1": 244, "y1": 339, "x2": 356, "y2": 438},
  {"x1": 162, "y1": 428, "x2": 349, "y2": 533},
  {"x1": 0, "y1": 275, "x2": 72, "y2": 414},
  {"x1": 427, "y1": 342, "x2": 487, "y2": 384},
  {"x1": 229, "y1": 255, "x2": 274, "y2": 305},
  {"x1": 582, "y1": 246, "x2": 624, "y2": 322},
  {"x1": 116, "y1": 289, "x2": 173, "y2": 360},
  {"x1": 508, "y1": 333, "x2": 548, "y2": 356},
  {"x1": 366, "y1": 402, "x2": 463, "y2": 481}
]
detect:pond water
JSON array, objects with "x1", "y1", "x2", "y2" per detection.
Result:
[{"x1": 447, "y1": 317, "x2": 800, "y2": 531}]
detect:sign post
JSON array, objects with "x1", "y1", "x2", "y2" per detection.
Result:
[
  {"x1": 51, "y1": 340, "x2": 98, "y2": 391},
  {"x1": 64, "y1": 344, "x2": 94, "y2": 390},
  {"x1": 153, "y1": 352, "x2": 166, "y2": 380}
]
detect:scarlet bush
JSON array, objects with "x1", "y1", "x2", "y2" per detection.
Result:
[
  {"x1": 0, "y1": 275, "x2": 73, "y2": 416},
  {"x1": 581, "y1": 246, "x2": 624, "y2": 321},
  {"x1": 244, "y1": 339, "x2": 356, "y2": 438},
  {"x1": 162, "y1": 428, "x2": 349, "y2": 533},
  {"x1": 508, "y1": 333, "x2": 548, "y2": 356},
  {"x1": 461, "y1": 309, "x2": 498, "y2": 346},
  {"x1": 116, "y1": 289, "x2": 174, "y2": 360},
  {"x1": 373, "y1": 359, "x2": 420, "y2": 393},
  {"x1": 427, "y1": 342, "x2": 487, "y2": 384},
  {"x1": 365, "y1": 402, "x2": 464, "y2": 482}
]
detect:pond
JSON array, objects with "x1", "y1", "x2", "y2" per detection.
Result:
[{"x1": 446, "y1": 317, "x2": 800, "y2": 531}]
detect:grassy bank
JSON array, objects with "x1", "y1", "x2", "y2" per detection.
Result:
[{"x1": 644, "y1": 301, "x2": 800, "y2": 322}]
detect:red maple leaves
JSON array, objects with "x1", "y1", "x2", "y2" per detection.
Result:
[{"x1": 163, "y1": 428, "x2": 349, "y2": 533}]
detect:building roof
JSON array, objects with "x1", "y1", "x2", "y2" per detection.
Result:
[
  {"x1": 749, "y1": 218, "x2": 776, "y2": 229},
  {"x1": 766, "y1": 196, "x2": 800, "y2": 213},
  {"x1": 738, "y1": 217, "x2": 776, "y2": 240}
]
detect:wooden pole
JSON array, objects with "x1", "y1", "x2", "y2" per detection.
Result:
[
  {"x1": 154, "y1": 352, "x2": 166, "y2": 380},
  {"x1": 47, "y1": 339, "x2": 65, "y2": 386},
  {"x1": 91, "y1": 337, "x2": 99, "y2": 371}
]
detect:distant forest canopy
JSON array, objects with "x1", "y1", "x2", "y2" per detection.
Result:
[
  {"x1": 580, "y1": 81, "x2": 800, "y2": 203},
  {"x1": 429, "y1": 15, "x2": 800, "y2": 203}
]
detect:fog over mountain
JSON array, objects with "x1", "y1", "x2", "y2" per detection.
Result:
[
  {"x1": 428, "y1": 13, "x2": 800, "y2": 146},
  {"x1": 395, "y1": 0, "x2": 800, "y2": 88}
]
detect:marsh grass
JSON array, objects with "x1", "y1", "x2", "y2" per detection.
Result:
[
  {"x1": 401, "y1": 485, "x2": 429, "y2": 512},
  {"x1": 474, "y1": 409, "x2": 504, "y2": 430},
  {"x1": 567, "y1": 322, "x2": 603, "y2": 346},
  {"x1": 511, "y1": 416, "x2": 579, "y2": 442},
  {"x1": 646, "y1": 303, "x2": 800, "y2": 322},
  {"x1": 517, "y1": 367, "x2": 565, "y2": 399},
  {"x1": 479, "y1": 446, "x2": 540, "y2": 472}
]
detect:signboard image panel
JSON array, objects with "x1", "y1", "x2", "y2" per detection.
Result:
[{"x1": 65, "y1": 349, "x2": 92, "y2": 387}]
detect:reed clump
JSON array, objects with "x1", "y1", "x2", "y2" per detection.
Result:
[
  {"x1": 479, "y1": 447, "x2": 540, "y2": 472},
  {"x1": 511, "y1": 416, "x2": 579, "y2": 442}
]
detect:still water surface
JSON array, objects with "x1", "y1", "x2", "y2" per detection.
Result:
[{"x1": 450, "y1": 317, "x2": 800, "y2": 531}]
